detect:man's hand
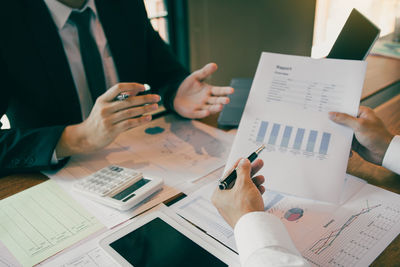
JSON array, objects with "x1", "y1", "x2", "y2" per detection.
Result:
[
  {"x1": 56, "y1": 83, "x2": 160, "y2": 157},
  {"x1": 173, "y1": 63, "x2": 234, "y2": 119},
  {"x1": 212, "y1": 158, "x2": 265, "y2": 228},
  {"x1": 329, "y1": 106, "x2": 394, "y2": 165}
]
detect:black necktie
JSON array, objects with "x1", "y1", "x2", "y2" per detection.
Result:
[{"x1": 69, "y1": 9, "x2": 106, "y2": 102}]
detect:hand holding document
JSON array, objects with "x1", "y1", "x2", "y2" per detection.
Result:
[
  {"x1": 173, "y1": 175, "x2": 400, "y2": 267},
  {"x1": 226, "y1": 52, "x2": 367, "y2": 203}
]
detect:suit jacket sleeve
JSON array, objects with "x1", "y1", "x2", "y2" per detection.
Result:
[
  {"x1": 142, "y1": 3, "x2": 190, "y2": 111},
  {"x1": 0, "y1": 55, "x2": 66, "y2": 176}
]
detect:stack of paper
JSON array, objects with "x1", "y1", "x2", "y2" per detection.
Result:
[{"x1": 172, "y1": 174, "x2": 400, "y2": 267}]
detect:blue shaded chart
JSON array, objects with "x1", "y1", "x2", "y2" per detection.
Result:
[
  {"x1": 293, "y1": 128, "x2": 305, "y2": 150},
  {"x1": 284, "y1": 208, "x2": 304, "y2": 221},
  {"x1": 306, "y1": 131, "x2": 318, "y2": 153},
  {"x1": 252, "y1": 119, "x2": 332, "y2": 158}
]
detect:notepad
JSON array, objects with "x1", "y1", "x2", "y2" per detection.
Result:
[{"x1": 0, "y1": 180, "x2": 104, "y2": 267}]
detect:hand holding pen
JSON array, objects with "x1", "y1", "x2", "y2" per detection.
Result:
[
  {"x1": 212, "y1": 156, "x2": 266, "y2": 227},
  {"x1": 56, "y1": 83, "x2": 160, "y2": 158},
  {"x1": 219, "y1": 144, "x2": 265, "y2": 190},
  {"x1": 114, "y1": 84, "x2": 155, "y2": 101}
]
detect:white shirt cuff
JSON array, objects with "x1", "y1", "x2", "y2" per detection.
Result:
[
  {"x1": 234, "y1": 211, "x2": 304, "y2": 266},
  {"x1": 51, "y1": 150, "x2": 59, "y2": 164},
  {"x1": 382, "y1": 135, "x2": 400, "y2": 175}
]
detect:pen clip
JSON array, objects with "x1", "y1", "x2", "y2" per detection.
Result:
[{"x1": 115, "y1": 93, "x2": 130, "y2": 101}]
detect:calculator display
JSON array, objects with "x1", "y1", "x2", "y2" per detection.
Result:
[{"x1": 112, "y1": 178, "x2": 150, "y2": 202}]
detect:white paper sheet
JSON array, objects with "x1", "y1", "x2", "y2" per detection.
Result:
[
  {"x1": 172, "y1": 178, "x2": 343, "y2": 251},
  {"x1": 226, "y1": 52, "x2": 367, "y2": 203},
  {"x1": 172, "y1": 175, "x2": 400, "y2": 266},
  {"x1": 45, "y1": 165, "x2": 179, "y2": 229},
  {"x1": 64, "y1": 114, "x2": 233, "y2": 187},
  {"x1": 0, "y1": 241, "x2": 21, "y2": 267},
  {"x1": 44, "y1": 115, "x2": 233, "y2": 229},
  {"x1": 39, "y1": 226, "x2": 120, "y2": 267},
  {"x1": 0, "y1": 181, "x2": 104, "y2": 267},
  {"x1": 41, "y1": 206, "x2": 239, "y2": 267},
  {"x1": 300, "y1": 184, "x2": 400, "y2": 267}
]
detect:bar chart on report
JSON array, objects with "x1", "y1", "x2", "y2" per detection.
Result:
[{"x1": 249, "y1": 119, "x2": 332, "y2": 159}]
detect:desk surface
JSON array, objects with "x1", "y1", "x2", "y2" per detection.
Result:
[
  {"x1": 1, "y1": 55, "x2": 399, "y2": 266},
  {"x1": 363, "y1": 55, "x2": 400, "y2": 99}
]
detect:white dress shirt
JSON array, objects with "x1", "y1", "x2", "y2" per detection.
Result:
[
  {"x1": 44, "y1": 0, "x2": 119, "y2": 119},
  {"x1": 44, "y1": 0, "x2": 120, "y2": 163},
  {"x1": 234, "y1": 137, "x2": 399, "y2": 266},
  {"x1": 234, "y1": 212, "x2": 309, "y2": 267},
  {"x1": 382, "y1": 135, "x2": 400, "y2": 175}
]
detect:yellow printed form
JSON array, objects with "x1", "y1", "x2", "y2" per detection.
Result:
[{"x1": 0, "y1": 180, "x2": 104, "y2": 266}]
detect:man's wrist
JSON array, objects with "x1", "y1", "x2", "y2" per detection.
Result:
[{"x1": 55, "y1": 124, "x2": 90, "y2": 158}]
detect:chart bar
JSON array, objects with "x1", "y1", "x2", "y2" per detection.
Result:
[
  {"x1": 280, "y1": 126, "x2": 293, "y2": 148},
  {"x1": 293, "y1": 128, "x2": 305, "y2": 150},
  {"x1": 268, "y1": 123, "x2": 281, "y2": 145},
  {"x1": 306, "y1": 130, "x2": 318, "y2": 152},
  {"x1": 256, "y1": 121, "x2": 268, "y2": 143},
  {"x1": 319, "y1": 132, "x2": 331, "y2": 155}
]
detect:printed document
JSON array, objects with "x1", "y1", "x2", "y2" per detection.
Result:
[
  {"x1": 173, "y1": 175, "x2": 400, "y2": 267},
  {"x1": 45, "y1": 114, "x2": 232, "y2": 228},
  {"x1": 226, "y1": 52, "x2": 367, "y2": 203},
  {"x1": 0, "y1": 181, "x2": 104, "y2": 267},
  {"x1": 40, "y1": 206, "x2": 239, "y2": 267},
  {"x1": 56, "y1": 114, "x2": 233, "y2": 187}
]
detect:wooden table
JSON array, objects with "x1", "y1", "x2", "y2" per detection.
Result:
[{"x1": 1, "y1": 55, "x2": 400, "y2": 266}]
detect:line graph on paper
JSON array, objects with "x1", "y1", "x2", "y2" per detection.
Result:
[
  {"x1": 310, "y1": 203, "x2": 381, "y2": 255},
  {"x1": 302, "y1": 201, "x2": 400, "y2": 267}
]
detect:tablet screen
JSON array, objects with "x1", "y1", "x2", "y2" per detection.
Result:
[
  {"x1": 109, "y1": 218, "x2": 227, "y2": 267},
  {"x1": 327, "y1": 9, "x2": 380, "y2": 60}
]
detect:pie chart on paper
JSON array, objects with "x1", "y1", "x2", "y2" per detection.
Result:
[{"x1": 284, "y1": 207, "x2": 304, "y2": 221}]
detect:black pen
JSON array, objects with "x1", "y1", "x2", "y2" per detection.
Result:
[{"x1": 219, "y1": 144, "x2": 265, "y2": 190}]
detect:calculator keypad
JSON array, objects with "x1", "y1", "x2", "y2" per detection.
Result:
[{"x1": 74, "y1": 166, "x2": 142, "y2": 197}]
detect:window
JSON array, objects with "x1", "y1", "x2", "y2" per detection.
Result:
[
  {"x1": 312, "y1": 0, "x2": 399, "y2": 58},
  {"x1": 144, "y1": 0, "x2": 189, "y2": 68}
]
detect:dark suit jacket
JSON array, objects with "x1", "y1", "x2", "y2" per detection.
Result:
[{"x1": 0, "y1": 0, "x2": 189, "y2": 175}]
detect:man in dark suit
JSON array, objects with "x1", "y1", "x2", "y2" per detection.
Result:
[{"x1": 0, "y1": 0, "x2": 233, "y2": 175}]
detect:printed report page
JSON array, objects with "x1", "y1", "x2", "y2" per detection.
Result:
[{"x1": 226, "y1": 52, "x2": 367, "y2": 203}]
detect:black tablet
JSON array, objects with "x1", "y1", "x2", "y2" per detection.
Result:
[
  {"x1": 100, "y1": 212, "x2": 237, "y2": 267},
  {"x1": 327, "y1": 8, "x2": 380, "y2": 60}
]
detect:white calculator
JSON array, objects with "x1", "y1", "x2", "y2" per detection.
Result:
[{"x1": 73, "y1": 165, "x2": 163, "y2": 211}]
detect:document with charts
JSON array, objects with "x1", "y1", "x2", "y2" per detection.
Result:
[
  {"x1": 59, "y1": 114, "x2": 233, "y2": 188},
  {"x1": 45, "y1": 114, "x2": 233, "y2": 229},
  {"x1": 172, "y1": 175, "x2": 400, "y2": 267},
  {"x1": 226, "y1": 52, "x2": 367, "y2": 203}
]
